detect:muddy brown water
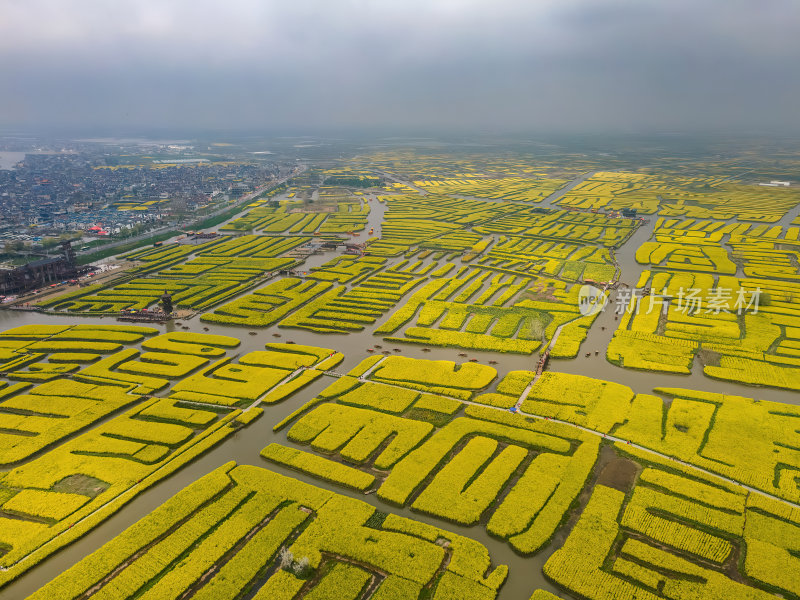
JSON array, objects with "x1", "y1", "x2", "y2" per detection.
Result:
[
  {"x1": 2, "y1": 183, "x2": 799, "y2": 599},
  {"x1": 0, "y1": 352, "x2": 570, "y2": 600}
]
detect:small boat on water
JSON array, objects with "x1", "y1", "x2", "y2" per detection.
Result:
[
  {"x1": 367, "y1": 348, "x2": 374, "y2": 353},
  {"x1": 272, "y1": 333, "x2": 281, "y2": 337},
  {"x1": 249, "y1": 331, "x2": 257, "y2": 336}
]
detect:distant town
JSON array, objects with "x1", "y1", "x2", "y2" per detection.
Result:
[{"x1": 0, "y1": 138, "x2": 288, "y2": 268}]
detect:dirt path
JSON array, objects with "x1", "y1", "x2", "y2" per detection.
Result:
[{"x1": 306, "y1": 370, "x2": 800, "y2": 513}]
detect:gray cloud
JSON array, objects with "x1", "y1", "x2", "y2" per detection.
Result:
[{"x1": 1, "y1": 0, "x2": 799, "y2": 134}]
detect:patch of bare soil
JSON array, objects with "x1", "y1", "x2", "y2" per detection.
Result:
[{"x1": 596, "y1": 455, "x2": 639, "y2": 492}]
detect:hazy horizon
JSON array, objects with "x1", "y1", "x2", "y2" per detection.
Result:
[{"x1": 3, "y1": 0, "x2": 799, "y2": 135}]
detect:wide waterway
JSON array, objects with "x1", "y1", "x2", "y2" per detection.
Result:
[{"x1": 2, "y1": 178, "x2": 798, "y2": 600}]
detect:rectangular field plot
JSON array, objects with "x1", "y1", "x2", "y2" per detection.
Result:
[
  {"x1": 611, "y1": 218, "x2": 800, "y2": 384},
  {"x1": 556, "y1": 171, "x2": 800, "y2": 221},
  {"x1": 0, "y1": 392, "x2": 256, "y2": 587},
  {"x1": 279, "y1": 260, "x2": 433, "y2": 333},
  {"x1": 376, "y1": 269, "x2": 600, "y2": 356},
  {"x1": 170, "y1": 343, "x2": 342, "y2": 407},
  {"x1": 544, "y1": 478, "x2": 800, "y2": 600},
  {"x1": 43, "y1": 235, "x2": 305, "y2": 314},
  {"x1": 0, "y1": 324, "x2": 351, "y2": 587},
  {"x1": 200, "y1": 277, "x2": 334, "y2": 326},
  {"x1": 272, "y1": 356, "x2": 603, "y2": 556},
  {"x1": 473, "y1": 208, "x2": 638, "y2": 248},
  {"x1": 608, "y1": 269, "x2": 800, "y2": 389},
  {"x1": 414, "y1": 176, "x2": 567, "y2": 203},
  {"x1": 10, "y1": 151, "x2": 800, "y2": 600},
  {"x1": 478, "y1": 235, "x2": 618, "y2": 283},
  {"x1": 636, "y1": 218, "x2": 800, "y2": 280},
  {"x1": 28, "y1": 463, "x2": 508, "y2": 600},
  {"x1": 220, "y1": 198, "x2": 370, "y2": 234}
]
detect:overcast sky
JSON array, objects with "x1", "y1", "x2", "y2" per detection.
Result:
[{"x1": 2, "y1": 0, "x2": 799, "y2": 135}]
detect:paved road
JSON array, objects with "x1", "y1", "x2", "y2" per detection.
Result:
[
  {"x1": 5, "y1": 347, "x2": 795, "y2": 574},
  {"x1": 310, "y1": 369, "x2": 800, "y2": 512},
  {"x1": 77, "y1": 167, "x2": 304, "y2": 259}
]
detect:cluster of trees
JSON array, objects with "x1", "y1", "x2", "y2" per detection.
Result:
[{"x1": 2, "y1": 233, "x2": 80, "y2": 258}]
